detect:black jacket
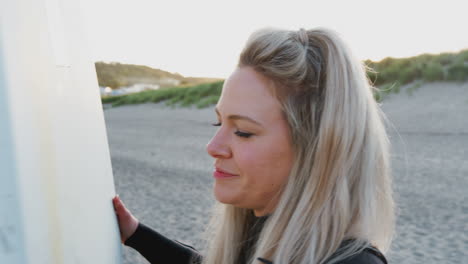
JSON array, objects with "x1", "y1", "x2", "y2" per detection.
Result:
[{"x1": 125, "y1": 222, "x2": 388, "y2": 264}]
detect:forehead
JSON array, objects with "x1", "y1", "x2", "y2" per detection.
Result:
[{"x1": 217, "y1": 67, "x2": 283, "y2": 121}]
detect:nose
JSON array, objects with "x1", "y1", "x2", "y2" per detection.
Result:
[{"x1": 206, "y1": 130, "x2": 232, "y2": 159}]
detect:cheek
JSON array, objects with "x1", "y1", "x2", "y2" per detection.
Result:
[{"x1": 235, "y1": 142, "x2": 293, "y2": 188}]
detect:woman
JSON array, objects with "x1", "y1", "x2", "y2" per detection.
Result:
[{"x1": 113, "y1": 27, "x2": 395, "y2": 264}]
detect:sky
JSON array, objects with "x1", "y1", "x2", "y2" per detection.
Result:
[{"x1": 79, "y1": 0, "x2": 468, "y2": 78}]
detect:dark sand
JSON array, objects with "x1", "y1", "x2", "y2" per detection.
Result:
[{"x1": 104, "y1": 82, "x2": 468, "y2": 264}]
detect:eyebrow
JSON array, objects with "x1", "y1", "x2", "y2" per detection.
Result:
[{"x1": 215, "y1": 107, "x2": 264, "y2": 127}]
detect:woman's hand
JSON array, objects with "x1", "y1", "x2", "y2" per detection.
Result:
[{"x1": 112, "y1": 195, "x2": 139, "y2": 243}]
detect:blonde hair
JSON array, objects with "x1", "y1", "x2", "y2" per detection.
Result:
[{"x1": 200, "y1": 28, "x2": 394, "y2": 264}]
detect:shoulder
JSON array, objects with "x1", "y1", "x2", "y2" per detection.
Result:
[{"x1": 337, "y1": 247, "x2": 388, "y2": 264}]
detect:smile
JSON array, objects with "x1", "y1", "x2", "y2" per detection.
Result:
[{"x1": 213, "y1": 168, "x2": 239, "y2": 179}]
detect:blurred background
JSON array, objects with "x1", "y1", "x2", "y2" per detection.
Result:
[{"x1": 79, "y1": 0, "x2": 468, "y2": 263}]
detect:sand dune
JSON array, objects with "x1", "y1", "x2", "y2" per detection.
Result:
[{"x1": 104, "y1": 81, "x2": 468, "y2": 264}]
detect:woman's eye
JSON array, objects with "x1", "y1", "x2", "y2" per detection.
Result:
[
  {"x1": 235, "y1": 131, "x2": 253, "y2": 138},
  {"x1": 211, "y1": 122, "x2": 253, "y2": 138}
]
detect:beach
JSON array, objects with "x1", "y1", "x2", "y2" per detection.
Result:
[{"x1": 104, "y1": 82, "x2": 468, "y2": 264}]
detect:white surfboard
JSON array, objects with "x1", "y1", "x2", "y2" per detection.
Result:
[{"x1": 0, "y1": 0, "x2": 122, "y2": 263}]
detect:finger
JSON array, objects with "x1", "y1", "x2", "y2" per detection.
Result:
[
  {"x1": 114, "y1": 202, "x2": 130, "y2": 219},
  {"x1": 113, "y1": 197, "x2": 126, "y2": 210},
  {"x1": 112, "y1": 197, "x2": 120, "y2": 207}
]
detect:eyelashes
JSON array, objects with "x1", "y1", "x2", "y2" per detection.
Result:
[
  {"x1": 211, "y1": 122, "x2": 253, "y2": 138},
  {"x1": 234, "y1": 131, "x2": 253, "y2": 138}
]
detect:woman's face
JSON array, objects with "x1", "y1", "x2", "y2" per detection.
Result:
[{"x1": 206, "y1": 67, "x2": 294, "y2": 216}]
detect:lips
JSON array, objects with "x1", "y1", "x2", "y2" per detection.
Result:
[{"x1": 214, "y1": 167, "x2": 239, "y2": 178}]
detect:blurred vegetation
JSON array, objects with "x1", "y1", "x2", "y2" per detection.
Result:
[
  {"x1": 367, "y1": 49, "x2": 468, "y2": 101},
  {"x1": 101, "y1": 49, "x2": 468, "y2": 108},
  {"x1": 95, "y1": 62, "x2": 181, "y2": 88},
  {"x1": 95, "y1": 62, "x2": 221, "y2": 89},
  {"x1": 102, "y1": 81, "x2": 223, "y2": 108}
]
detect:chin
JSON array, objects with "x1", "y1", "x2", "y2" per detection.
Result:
[{"x1": 213, "y1": 182, "x2": 242, "y2": 205}]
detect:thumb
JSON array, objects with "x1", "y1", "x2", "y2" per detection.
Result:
[{"x1": 113, "y1": 196, "x2": 129, "y2": 216}]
